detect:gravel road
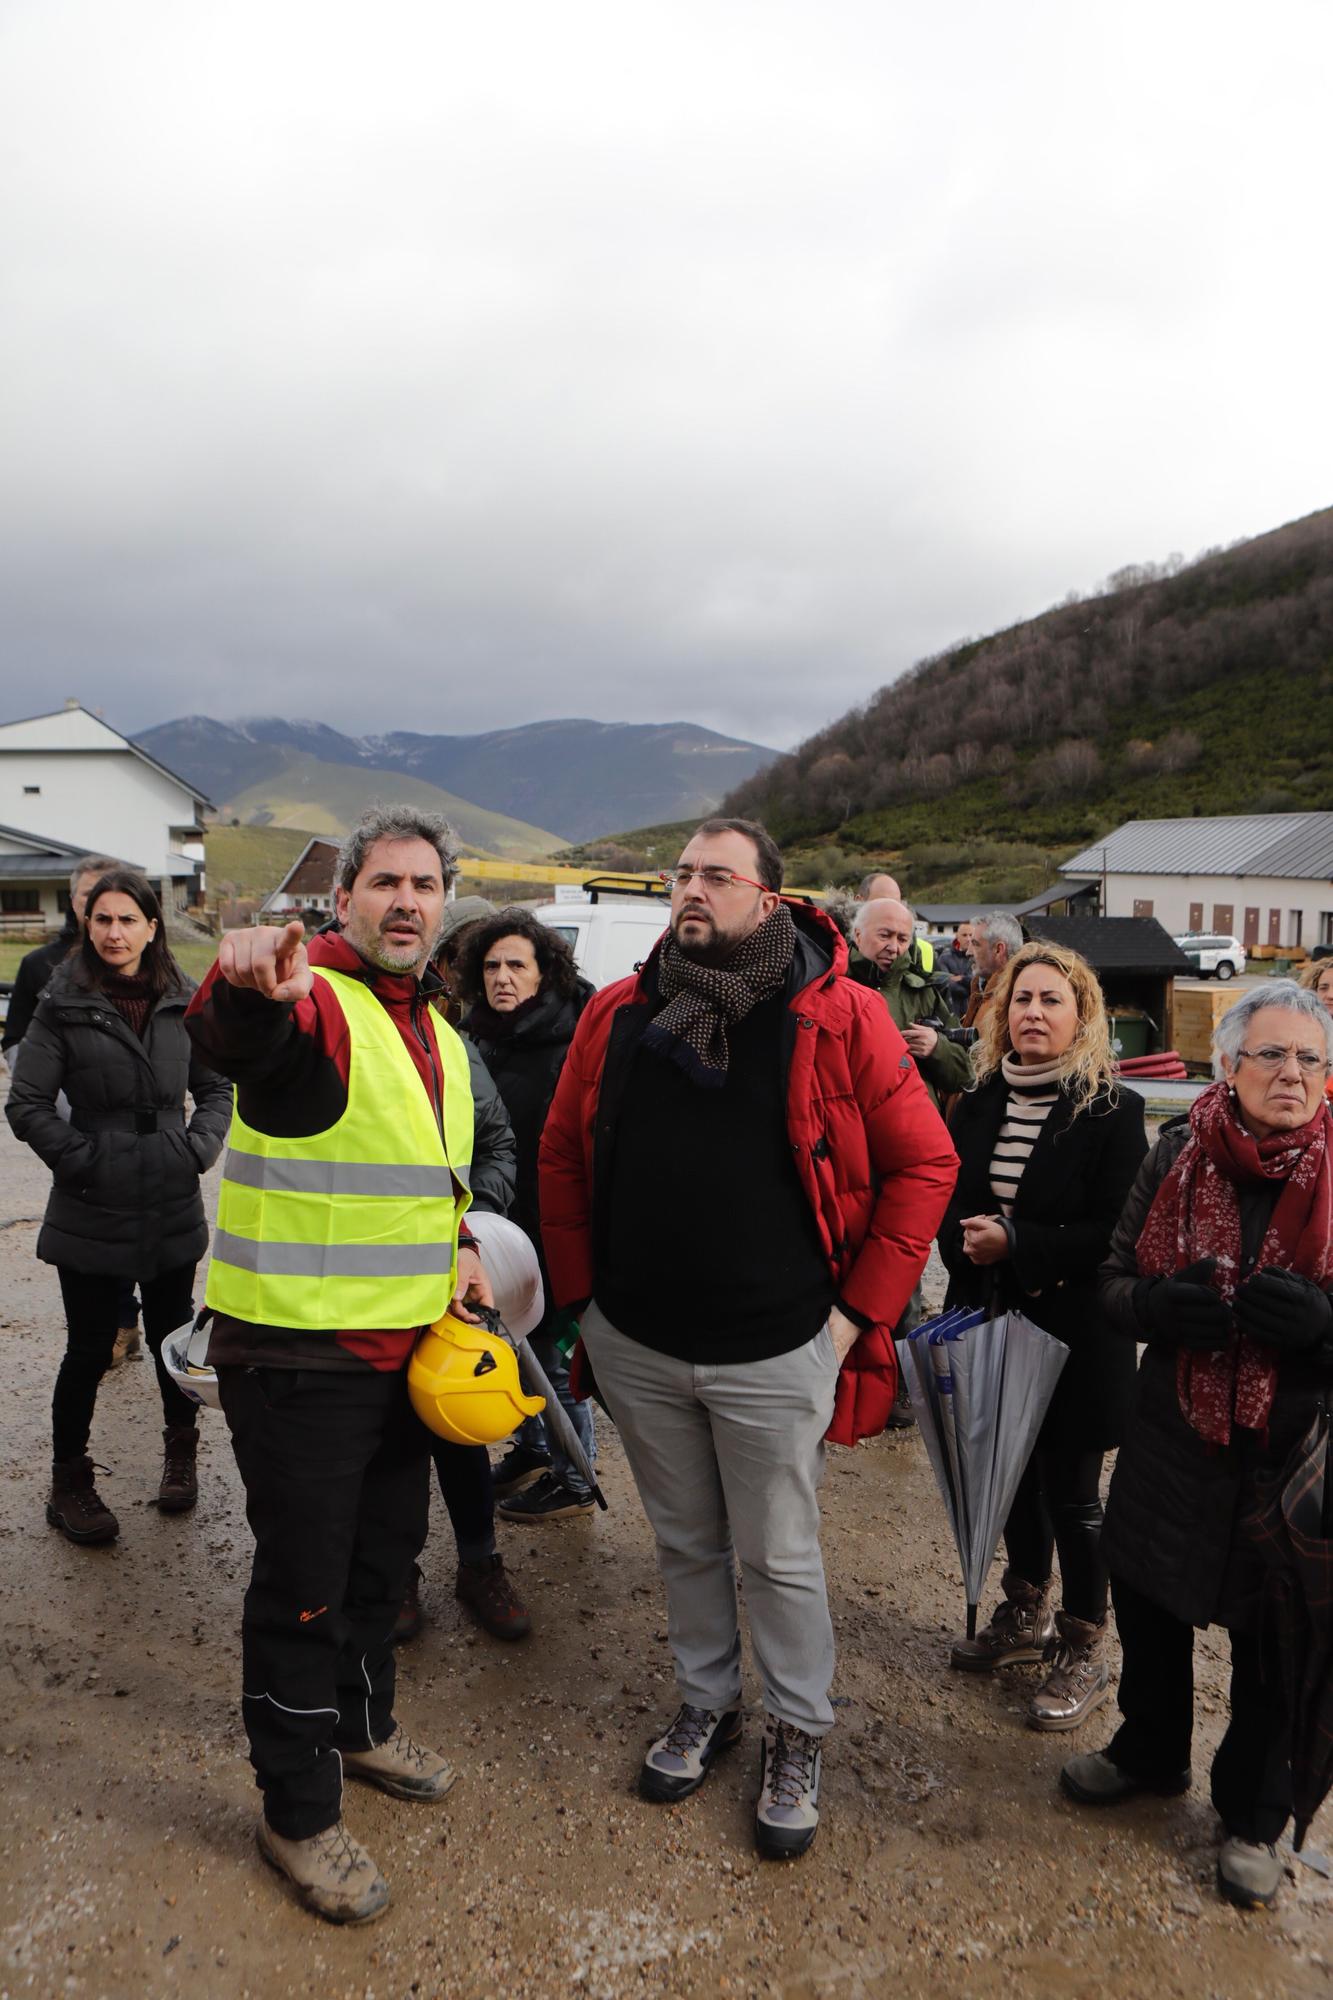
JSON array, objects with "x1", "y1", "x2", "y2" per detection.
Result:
[{"x1": 0, "y1": 1076, "x2": 1329, "y2": 2000}]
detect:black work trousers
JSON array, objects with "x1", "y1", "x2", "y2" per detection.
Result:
[
  {"x1": 218, "y1": 1362, "x2": 432, "y2": 1840},
  {"x1": 52, "y1": 1263, "x2": 197, "y2": 1461},
  {"x1": 1002, "y1": 1443, "x2": 1107, "y2": 1623},
  {"x1": 1107, "y1": 1572, "x2": 1292, "y2": 1845}
]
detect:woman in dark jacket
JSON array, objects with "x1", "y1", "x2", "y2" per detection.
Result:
[
  {"x1": 940, "y1": 942, "x2": 1147, "y2": 1728},
  {"x1": 6, "y1": 870, "x2": 231, "y2": 1543},
  {"x1": 458, "y1": 907, "x2": 595, "y2": 1520},
  {"x1": 1062, "y1": 980, "x2": 1333, "y2": 1911}
]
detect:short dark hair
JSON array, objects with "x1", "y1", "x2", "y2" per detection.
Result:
[
  {"x1": 73, "y1": 869, "x2": 188, "y2": 999},
  {"x1": 335, "y1": 806, "x2": 458, "y2": 895},
  {"x1": 457, "y1": 906, "x2": 582, "y2": 1007},
  {"x1": 688, "y1": 817, "x2": 784, "y2": 892},
  {"x1": 70, "y1": 854, "x2": 124, "y2": 895}
]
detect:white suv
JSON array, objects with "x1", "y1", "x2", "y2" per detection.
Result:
[
  {"x1": 535, "y1": 896, "x2": 669, "y2": 989},
  {"x1": 1173, "y1": 933, "x2": 1247, "y2": 980}
]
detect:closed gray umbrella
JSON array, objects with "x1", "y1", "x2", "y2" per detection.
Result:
[{"x1": 898, "y1": 1305, "x2": 1069, "y2": 1638}]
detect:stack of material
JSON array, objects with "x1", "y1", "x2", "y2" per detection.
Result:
[{"x1": 1116, "y1": 1050, "x2": 1189, "y2": 1080}]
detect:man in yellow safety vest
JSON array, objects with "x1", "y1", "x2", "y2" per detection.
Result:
[{"x1": 186, "y1": 806, "x2": 493, "y2": 1925}]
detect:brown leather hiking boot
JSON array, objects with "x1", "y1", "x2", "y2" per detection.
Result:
[
  {"x1": 1026, "y1": 1610, "x2": 1111, "y2": 1731},
  {"x1": 157, "y1": 1426, "x2": 198, "y2": 1512},
  {"x1": 47, "y1": 1456, "x2": 119, "y2": 1544},
  {"x1": 455, "y1": 1554, "x2": 531, "y2": 1640},
  {"x1": 950, "y1": 1569, "x2": 1055, "y2": 1671},
  {"x1": 109, "y1": 1325, "x2": 142, "y2": 1368}
]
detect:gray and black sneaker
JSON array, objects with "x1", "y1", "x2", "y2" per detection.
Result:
[
  {"x1": 755, "y1": 1715, "x2": 822, "y2": 1860},
  {"x1": 492, "y1": 1441, "x2": 552, "y2": 1497},
  {"x1": 639, "y1": 1703, "x2": 742, "y2": 1803},
  {"x1": 1217, "y1": 1837, "x2": 1283, "y2": 1910}
]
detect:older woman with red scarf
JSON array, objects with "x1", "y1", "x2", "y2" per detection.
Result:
[{"x1": 1061, "y1": 980, "x2": 1333, "y2": 1911}]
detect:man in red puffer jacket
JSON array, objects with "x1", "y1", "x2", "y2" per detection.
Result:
[{"x1": 538, "y1": 817, "x2": 957, "y2": 1863}]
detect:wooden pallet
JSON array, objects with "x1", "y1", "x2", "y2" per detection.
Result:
[{"x1": 1174, "y1": 984, "x2": 1249, "y2": 1066}]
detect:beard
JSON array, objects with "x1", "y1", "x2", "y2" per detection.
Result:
[
  {"x1": 672, "y1": 908, "x2": 742, "y2": 968},
  {"x1": 343, "y1": 904, "x2": 439, "y2": 975}
]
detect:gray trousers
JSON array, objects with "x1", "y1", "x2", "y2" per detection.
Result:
[{"x1": 581, "y1": 1302, "x2": 840, "y2": 1735}]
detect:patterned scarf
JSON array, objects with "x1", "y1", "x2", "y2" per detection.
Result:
[
  {"x1": 1137, "y1": 1079, "x2": 1333, "y2": 1444},
  {"x1": 644, "y1": 902, "x2": 798, "y2": 1087}
]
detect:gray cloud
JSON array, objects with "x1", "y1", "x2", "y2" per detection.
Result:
[{"x1": 3, "y1": 0, "x2": 1331, "y2": 753}]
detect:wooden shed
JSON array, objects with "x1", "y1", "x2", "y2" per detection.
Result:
[{"x1": 1022, "y1": 915, "x2": 1194, "y2": 1058}]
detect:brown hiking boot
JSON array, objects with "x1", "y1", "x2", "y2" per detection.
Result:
[
  {"x1": 455, "y1": 1554, "x2": 531, "y2": 1640},
  {"x1": 157, "y1": 1425, "x2": 198, "y2": 1512},
  {"x1": 109, "y1": 1325, "x2": 142, "y2": 1368},
  {"x1": 950, "y1": 1569, "x2": 1055, "y2": 1671},
  {"x1": 47, "y1": 1456, "x2": 119, "y2": 1544},
  {"x1": 1026, "y1": 1611, "x2": 1111, "y2": 1731},
  {"x1": 256, "y1": 1817, "x2": 389, "y2": 1925}
]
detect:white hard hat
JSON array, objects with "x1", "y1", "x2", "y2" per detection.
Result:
[
  {"x1": 161, "y1": 1317, "x2": 221, "y2": 1411},
  {"x1": 461, "y1": 1212, "x2": 545, "y2": 1340}
]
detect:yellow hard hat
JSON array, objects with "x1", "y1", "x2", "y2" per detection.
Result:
[{"x1": 407, "y1": 1311, "x2": 546, "y2": 1447}]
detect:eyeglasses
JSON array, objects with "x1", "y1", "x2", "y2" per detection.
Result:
[
  {"x1": 659, "y1": 866, "x2": 769, "y2": 894},
  {"x1": 1237, "y1": 1045, "x2": 1329, "y2": 1075}
]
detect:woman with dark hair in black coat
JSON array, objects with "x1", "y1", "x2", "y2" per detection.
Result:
[
  {"x1": 457, "y1": 907, "x2": 596, "y2": 1521},
  {"x1": 6, "y1": 870, "x2": 231, "y2": 1544}
]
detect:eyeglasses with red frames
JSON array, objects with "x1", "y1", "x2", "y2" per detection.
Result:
[{"x1": 659, "y1": 865, "x2": 770, "y2": 894}]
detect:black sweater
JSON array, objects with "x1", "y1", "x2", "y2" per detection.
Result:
[{"x1": 596, "y1": 990, "x2": 833, "y2": 1363}]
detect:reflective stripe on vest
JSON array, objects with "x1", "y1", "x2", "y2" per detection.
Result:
[{"x1": 205, "y1": 967, "x2": 474, "y2": 1332}]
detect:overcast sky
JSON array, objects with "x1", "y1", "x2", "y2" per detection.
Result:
[{"x1": 3, "y1": 1, "x2": 1330, "y2": 754}]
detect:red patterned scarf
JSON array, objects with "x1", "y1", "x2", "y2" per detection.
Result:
[{"x1": 1136, "y1": 1080, "x2": 1333, "y2": 1444}]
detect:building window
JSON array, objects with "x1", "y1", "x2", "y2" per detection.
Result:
[
  {"x1": 1289, "y1": 911, "x2": 1303, "y2": 948},
  {"x1": 23, "y1": 784, "x2": 40, "y2": 795},
  {"x1": 1320, "y1": 913, "x2": 1333, "y2": 946},
  {"x1": 1, "y1": 889, "x2": 42, "y2": 913}
]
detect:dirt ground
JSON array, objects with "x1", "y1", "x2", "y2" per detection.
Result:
[{"x1": 1, "y1": 1081, "x2": 1330, "y2": 2000}]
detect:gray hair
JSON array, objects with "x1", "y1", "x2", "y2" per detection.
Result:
[
  {"x1": 335, "y1": 806, "x2": 458, "y2": 894},
  {"x1": 973, "y1": 911, "x2": 1023, "y2": 956},
  {"x1": 1212, "y1": 978, "x2": 1333, "y2": 1078},
  {"x1": 70, "y1": 854, "x2": 123, "y2": 894}
]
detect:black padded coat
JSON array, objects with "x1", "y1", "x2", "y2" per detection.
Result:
[
  {"x1": 5, "y1": 966, "x2": 232, "y2": 1279},
  {"x1": 939, "y1": 1076, "x2": 1148, "y2": 1450},
  {"x1": 1099, "y1": 1118, "x2": 1333, "y2": 1631}
]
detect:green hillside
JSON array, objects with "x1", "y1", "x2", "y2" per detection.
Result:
[
  {"x1": 222, "y1": 755, "x2": 564, "y2": 860},
  {"x1": 722, "y1": 505, "x2": 1333, "y2": 902},
  {"x1": 204, "y1": 824, "x2": 312, "y2": 900}
]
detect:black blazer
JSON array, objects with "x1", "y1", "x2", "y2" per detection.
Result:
[{"x1": 938, "y1": 1075, "x2": 1148, "y2": 1450}]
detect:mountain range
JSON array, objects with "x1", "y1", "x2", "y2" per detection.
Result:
[{"x1": 135, "y1": 715, "x2": 776, "y2": 847}]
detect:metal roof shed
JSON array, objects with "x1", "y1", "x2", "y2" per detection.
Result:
[{"x1": 1023, "y1": 915, "x2": 1192, "y2": 1055}]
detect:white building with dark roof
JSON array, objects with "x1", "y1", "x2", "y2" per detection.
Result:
[
  {"x1": 1062, "y1": 813, "x2": 1333, "y2": 951},
  {"x1": 0, "y1": 702, "x2": 210, "y2": 922}
]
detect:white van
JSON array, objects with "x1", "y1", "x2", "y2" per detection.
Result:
[{"x1": 535, "y1": 893, "x2": 669, "y2": 990}]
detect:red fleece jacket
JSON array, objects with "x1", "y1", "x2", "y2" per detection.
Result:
[{"x1": 538, "y1": 905, "x2": 959, "y2": 1444}]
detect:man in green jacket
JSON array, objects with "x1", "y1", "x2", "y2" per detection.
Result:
[{"x1": 850, "y1": 899, "x2": 971, "y2": 1108}]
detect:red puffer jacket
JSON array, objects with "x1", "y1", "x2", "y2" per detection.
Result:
[{"x1": 538, "y1": 905, "x2": 959, "y2": 1445}]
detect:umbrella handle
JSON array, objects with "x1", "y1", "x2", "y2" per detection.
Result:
[{"x1": 966, "y1": 1602, "x2": 978, "y2": 1642}]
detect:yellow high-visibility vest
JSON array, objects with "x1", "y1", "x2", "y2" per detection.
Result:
[{"x1": 206, "y1": 968, "x2": 473, "y2": 1331}]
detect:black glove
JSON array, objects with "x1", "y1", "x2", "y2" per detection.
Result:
[
  {"x1": 1232, "y1": 1266, "x2": 1333, "y2": 1353},
  {"x1": 1135, "y1": 1257, "x2": 1232, "y2": 1351}
]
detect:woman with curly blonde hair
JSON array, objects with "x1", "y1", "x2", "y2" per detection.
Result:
[{"x1": 939, "y1": 942, "x2": 1147, "y2": 1730}]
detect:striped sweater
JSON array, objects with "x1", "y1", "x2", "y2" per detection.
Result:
[{"x1": 988, "y1": 1052, "x2": 1066, "y2": 1216}]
